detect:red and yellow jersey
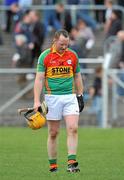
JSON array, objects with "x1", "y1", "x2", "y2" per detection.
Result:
[{"x1": 37, "y1": 47, "x2": 80, "y2": 95}]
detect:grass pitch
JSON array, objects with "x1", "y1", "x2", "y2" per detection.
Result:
[{"x1": 0, "y1": 127, "x2": 124, "y2": 180}]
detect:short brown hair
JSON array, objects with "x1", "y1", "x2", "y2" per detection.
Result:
[{"x1": 54, "y1": 29, "x2": 69, "y2": 39}]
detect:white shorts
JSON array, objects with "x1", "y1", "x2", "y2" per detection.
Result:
[{"x1": 45, "y1": 94, "x2": 79, "y2": 120}]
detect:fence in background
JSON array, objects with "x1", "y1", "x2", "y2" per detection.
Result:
[{"x1": 0, "y1": 55, "x2": 124, "y2": 128}]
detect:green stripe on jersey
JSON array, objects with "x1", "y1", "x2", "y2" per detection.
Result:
[{"x1": 45, "y1": 77, "x2": 75, "y2": 95}]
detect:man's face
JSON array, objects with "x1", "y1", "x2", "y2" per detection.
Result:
[
  {"x1": 54, "y1": 35, "x2": 69, "y2": 54},
  {"x1": 29, "y1": 11, "x2": 38, "y2": 23}
]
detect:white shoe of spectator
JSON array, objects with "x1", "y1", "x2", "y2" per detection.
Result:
[{"x1": 26, "y1": 73, "x2": 35, "y2": 80}]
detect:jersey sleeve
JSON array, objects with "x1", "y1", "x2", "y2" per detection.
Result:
[
  {"x1": 37, "y1": 48, "x2": 50, "y2": 72},
  {"x1": 37, "y1": 54, "x2": 45, "y2": 72},
  {"x1": 73, "y1": 51, "x2": 80, "y2": 73},
  {"x1": 75, "y1": 58, "x2": 80, "y2": 73}
]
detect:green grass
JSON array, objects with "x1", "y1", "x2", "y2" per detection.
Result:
[{"x1": 0, "y1": 127, "x2": 124, "y2": 180}]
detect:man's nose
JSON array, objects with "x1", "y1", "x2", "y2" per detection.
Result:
[{"x1": 62, "y1": 45, "x2": 67, "y2": 49}]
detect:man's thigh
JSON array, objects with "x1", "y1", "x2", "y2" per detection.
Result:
[{"x1": 64, "y1": 115, "x2": 79, "y2": 129}]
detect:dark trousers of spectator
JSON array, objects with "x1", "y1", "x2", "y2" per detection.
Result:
[
  {"x1": 5, "y1": 10, "x2": 13, "y2": 32},
  {"x1": 0, "y1": 33, "x2": 3, "y2": 45},
  {"x1": 118, "y1": 0, "x2": 124, "y2": 6},
  {"x1": 94, "y1": 0, "x2": 105, "y2": 23},
  {"x1": 31, "y1": 45, "x2": 43, "y2": 67}
]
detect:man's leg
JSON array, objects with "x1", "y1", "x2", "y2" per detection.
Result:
[
  {"x1": 47, "y1": 120, "x2": 60, "y2": 172},
  {"x1": 64, "y1": 115, "x2": 80, "y2": 172}
]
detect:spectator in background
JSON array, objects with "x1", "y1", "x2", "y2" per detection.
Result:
[
  {"x1": 87, "y1": 66, "x2": 103, "y2": 127},
  {"x1": 4, "y1": 0, "x2": 19, "y2": 32},
  {"x1": 0, "y1": 27, "x2": 3, "y2": 45},
  {"x1": 77, "y1": 0, "x2": 97, "y2": 30},
  {"x1": 14, "y1": 10, "x2": 34, "y2": 50},
  {"x1": 43, "y1": 3, "x2": 72, "y2": 34},
  {"x1": 12, "y1": 34, "x2": 32, "y2": 89},
  {"x1": 10, "y1": 2, "x2": 23, "y2": 31},
  {"x1": 69, "y1": 26, "x2": 87, "y2": 60},
  {"x1": 117, "y1": 0, "x2": 124, "y2": 7},
  {"x1": 104, "y1": 0, "x2": 113, "y2": 33},
  {"x1": 116, "y1": 31, "x2": 124, "y2": 98},
  {"x1": 70, "y1": 19, "x2": 95, "y2": 68},
  {"x1": 105, "y1": 10, "x2": 122, "y2": 39},
  {"x1": 42, "y1": 0, "x2": 56, "y2": 34},
  {"x1": 12, "y1": 34, "x2": 32, "y2": 68},
  {"x1": 13, "y1": 10, "x2": 35, "y2": 84},
  {"x1": 0, "y1": 34, "x2": 3, "y2": 45},
  {"x1": 55, "y1": 3, "x2": 72, "y2": 33},
  {"x1": 77, "y1": 19, "x2": 95, "y2": 53},
  {"x1": 105, "y1": 0, "x2": 113, "y2": 21},
  {"x1": 29, "y1": 10, "x2": 46, "y2": 67},
  {"x1": 117, "y1": 30, "x2": 124, "y2": 41},
  {"x1": 66, "y1": 0, "x2": 78, "y2": 26},
  {"x1": 77, "y1": 18, "x2": 95, "y2": 67},
  {"x1": 52, "y1": 3, "x2": 65, "y2": 31},
  {"x1": 94, "y1": 0, "x2": 105, "y2": 24}
]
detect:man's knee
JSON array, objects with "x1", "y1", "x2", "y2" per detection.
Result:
[
  {"x1": 67, "y1": 126, "x2": 78, "y2": 135},
  {"x1": 49, "y1": 129, "x2": 59, "y2": 139}
]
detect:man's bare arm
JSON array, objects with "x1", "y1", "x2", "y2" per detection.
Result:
[
  {"x1": 74, "y1": 72, "x2": 84, "y2": 95},
  {"x1": 34, "y1": 72, "x2": 45, "y2": 109}
]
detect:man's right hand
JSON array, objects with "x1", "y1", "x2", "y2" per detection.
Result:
[{"x1": 33, "y1": 102, "x2": 41, "y2": 112}]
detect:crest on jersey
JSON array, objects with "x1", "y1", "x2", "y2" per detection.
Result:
[{"x1": 67, "y1": 60, "x2": 72, "y2": 64}]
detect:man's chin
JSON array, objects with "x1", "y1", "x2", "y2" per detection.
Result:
[{"x1": 59, "y1": 50, "x2": 65, "y2": 54}]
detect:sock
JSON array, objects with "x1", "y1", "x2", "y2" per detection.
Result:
[
  {"x1": 49, "y1": 159, "x2": 57, "y2": 168},
  {"x1": 68, "y1": 155, "x2": 76, "y2": 164}
]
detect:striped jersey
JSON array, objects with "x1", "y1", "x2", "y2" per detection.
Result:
[{"x1": 37, "y1": 47, "x2": 80, "y2": 95}]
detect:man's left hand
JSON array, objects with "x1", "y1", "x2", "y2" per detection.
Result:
[{"x1": 77, "y1": 95, "x2": 84, "y2": 112}]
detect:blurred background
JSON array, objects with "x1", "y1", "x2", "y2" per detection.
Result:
[{"x1": 0, "y1": 0, "x2": 124, "y2": 128}]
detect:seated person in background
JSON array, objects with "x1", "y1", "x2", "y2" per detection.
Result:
[
  {"x1": 70, "y1": 19, "x2": 95, "y2": 69},
  {"x1": 14, "y1": 10, "x2": 34, "y2": 50},
  {"x1": 12, "y1": 34, "x2": 32, "y2": 89},
  {"x1": 77, "y1": 19, "x2": 95, "y2": 53},
  {"x1": 69, "y1": 26, "x2": 87, "y2": 59}
]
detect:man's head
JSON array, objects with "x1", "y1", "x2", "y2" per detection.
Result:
[
  {"x1": 105, "y1": 0, "x2": 113, "y2": 7},
  {"x1": 22, "y1": 10, "x2": 32, "y2": 24},
  {"x1": 111, "y1": 10, "x2": 122, "y2": 20},
  {"x1": 10, "y1": 3, "x2": 20, "y2": 13},
  {"x1": 117, "y1": 30, "x2": 124, "y2": 41},
  {"x1": 55, "y1": 3, "x2": 64, "y2": 13},
  {"x1": 15, "y1": 34, "x2": 27, "y2": 46},
  {"x1": 53, "y1": 29, "x2": 70, "y2": 54},
  {"x1": 29, "y1": 10, "x2": 40, "y2": 23}
]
